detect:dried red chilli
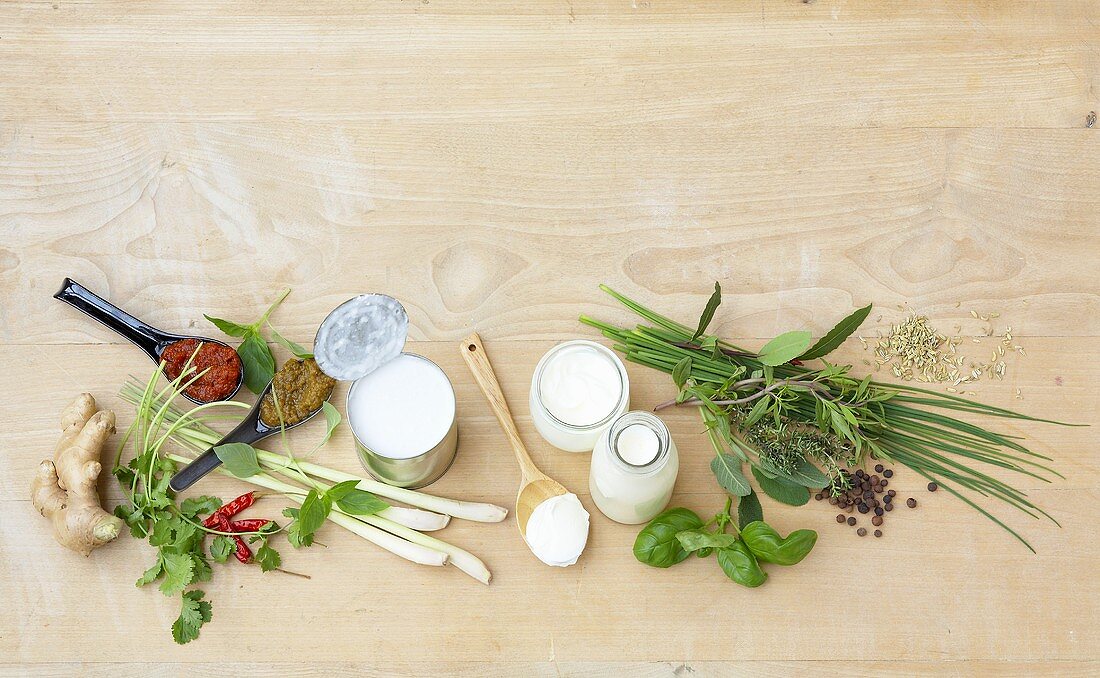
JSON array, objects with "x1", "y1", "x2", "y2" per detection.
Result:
[
  {"x1": 232, "y1": 536, "x2": 253, "y2": 564},
  {"x1": 229, "y1": 519, "x2": 272, "y2": 532},
  {"x1": 201, "y1": 491, "x2": 257, "y2": 528}
]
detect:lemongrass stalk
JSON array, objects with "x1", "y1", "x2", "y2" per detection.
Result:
[
  {"x1": 165, "y1": 455, "x2": 448, "y2": 568},
  {"x1": 354, "y1": 511, "x2": 491, "y2": 585},
  {"x1": 378, "y1": 506, "x2": 450, "y2": 531},
  {"x1": 256, "y1": 450, "x2": 508, "y2": 523}
]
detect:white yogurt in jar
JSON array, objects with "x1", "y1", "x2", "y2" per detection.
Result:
[
  {"x1": 347, "y1": 353, "x2": 456, "y2": 459},
  {"x1": 529, "y1": 340, "x2": 629, "y2": 452},
  {"x1": 590, "y1": 411, "x2": 678, "y2": 524}
]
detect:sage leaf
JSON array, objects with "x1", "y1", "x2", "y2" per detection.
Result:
[
  {"x1": 676, "y1": 529, "x2": 737, "y2": 552},
  {"x1": 737, "y1": 488, "x2": 764, "y2": 528},
  {"x1": 691, "y1": 282, "x2": 722, "y2": 342},
  {"x1": 751, "y1": 465, "x2": 810, "y2": 506},
  {"x1": 758, "y1": 330, "x2": 813, "y2": 367},
  {"x1": 204, "y1": 314, "x2": 252, "y2": 338},
  {"x1": 238, "y1": 333, "x2": 276, "y2": 394},
  {"x1": 711, "y1": 453, "x2": 751, "y2": 496},
  {"x1": 672, "y1": 356, "x2": 693, "y2": 388},
  {"x1": 213, "y1": 442, "x2": 261, "y2": 478},
  {"x1": 799, "y1": 303, "x2": 872, "y2": 361}
]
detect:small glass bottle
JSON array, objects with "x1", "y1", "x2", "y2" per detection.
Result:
[
  {"x1": 589, "y1": 411, "x2": 679, "y2": 524},
  {"x1": 529, "y1": 340, "x2": 630, "y2": 452}
]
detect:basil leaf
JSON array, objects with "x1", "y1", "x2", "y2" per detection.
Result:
[
  {"x1": 269, "y1": 324, "x2": 313, "y2": 359},
  {"x1": 633, "y1": 508, "x2": 704, "y2": 568},
  {"x1": 213, "y1": 442, "x2": 261, "y2": 478},
  {"x1": 757, "y1": 330, "x2": 813, "y2": 367},
  {"x1": 237, "y1": 333, "x2": 276, "y2": 394},
  {"x1": 676, "y1": 529, "x2": 737, "y2": 552},
  {"x1": 751, "y1": 465, "x2": 810, "y2": 506},
  {"x1": 204, "y1": 314, "x2": 252, "y2": 338},
  {"x1": 324, "y1": 479, "x2": 361, "y2": 502},
  {"x1": 296, "y1": 489, "x2": 330, "y2": 542},
  {"x1": 318, "y1": 401, "x2": 341, "y2": 447},
  {"x1": 334, "y1": 489, "x2": 389, "y2": 516},
  {"x1": 800, "y1": 304, "x2": 872, "y2": 361},
  {"x1": 671, "y1": 356, "x2": 693, "y2": 389},
  {"x1": 737, "y1": 489, "x2": 764, "y2": 528},
  {"x1": 711, "y1": 453, "x2": 751, "y2": 496},
  {"x1": 691, "y1": 282, "x2": 722, "y2": 342}
]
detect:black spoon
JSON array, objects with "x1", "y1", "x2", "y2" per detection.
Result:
[
  {"x1": 54, "y1": 277, "x2": 243, "y2": 405},
  {"x1": 168, "y1": 378, "x2": 331, "y2": 492}
]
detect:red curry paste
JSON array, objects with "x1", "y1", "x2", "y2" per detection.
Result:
[{"x1": 161, "y1": 338, "x2": 241, "y2": 402}]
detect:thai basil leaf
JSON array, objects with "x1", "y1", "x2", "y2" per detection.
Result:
[
  {"x1": 757, "y1": 330, "x2": 813, "y2": 367},
  {"x1": 691, "y1": 282, "x2": 722, "y2": 342},
  {"x1": 335, "y1": 489, "x2": 388, "y2": 516},
  {"x1": 213, "y1": 443, "x2": 261, "y2": 478},
  {"x1": 711, "y1": 453, "x2": 751, "y2": 496},
  {"x1": 737, "y1": 489, "x2": 764, "y2": 528},
  {"x1": 203, "y1": 314, "x2": 252, "y2": 338},
  {"x1": 800, "y1": 304, "x2": 872, "y2": 361},
  {"x1": 269, "y1": 324, "x2": 313, "y2": 359},
  {"x1": 237, "y1": 333, "x2": 276, "y2": 395},
  {"x1": 751, "y1": 465, "x2": 810, "y2": 506}
]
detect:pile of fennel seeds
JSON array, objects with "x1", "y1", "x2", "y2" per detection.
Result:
[{"x1": 860, "y1": 310, "x2": 1026, "y2": 398}]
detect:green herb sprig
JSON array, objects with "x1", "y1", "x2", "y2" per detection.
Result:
[
  {"x1": 205, "y1": 289, "x2": 311, "y2": 394},
  {"x1": 582, "y1": 284, "x2": 1075, "y2": 551}
]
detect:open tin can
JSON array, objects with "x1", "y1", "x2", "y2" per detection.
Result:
[
  {"x1": 314, "y1": 295, "x2": 459, "y2": 488},
  {"x1": 346, "y1": 352, "x2": 459, "y2": 489}
]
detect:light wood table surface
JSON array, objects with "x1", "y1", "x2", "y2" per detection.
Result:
[{"x1": 2, "y1": 1, "x2": 1098, "y2": 676}]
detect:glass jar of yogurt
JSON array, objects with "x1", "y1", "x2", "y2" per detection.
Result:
[
  {"x1": 589, "y1": 411, "x2": 678, "y2": 524},
  {"x1": 529, "y1": 340, "x2": 630, "y2": 452}
]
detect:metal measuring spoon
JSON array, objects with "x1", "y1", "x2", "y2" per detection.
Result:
[
  {"x1": 54, "y1": 278, "x2": 243, "y2": 405},
  {"x1": 168, "y1": 374, "x2": 332, "y2": 492}
]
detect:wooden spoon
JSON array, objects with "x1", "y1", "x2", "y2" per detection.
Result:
[{"x1": 461, "y1": 332, "x2": 569, "y2": 537}]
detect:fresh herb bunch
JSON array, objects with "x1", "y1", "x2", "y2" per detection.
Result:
[
  {"x1": 634, "y1": 500, "x2": 817, "y2": 587},
  {"x1": 582, "y1": 284, "x2": 1073, "y2": 551},
  {"x1": 112, "y1": 364, "x2": 283, "y2": 644}
]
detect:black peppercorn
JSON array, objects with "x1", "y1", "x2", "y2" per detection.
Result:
[
  {"x1": 836, "y1": 514, "x2": 846, "y2": 523},
  {"x1": 874, "y1": 530, "x2": 882, "y2": 538},
  {"x1": 907, "y1": 498, "x2": 917, "y2": 508},
  {"x1": 857, "y1": 528, "x2": 867, "y2": 537},
  {"x1": 872, "y1": 515, "x2": 883, "y2": 526},
  {"x1": 874, "y1": 464, "x2": 884, "y2": 473},
  {"x1": 927, "y1": 482, "x2": 938, "y2": 492},
  {"x1": 847, "y1": 517, "x2": 856, "y2": 526}
]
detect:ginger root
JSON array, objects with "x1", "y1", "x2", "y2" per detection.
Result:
[{"x1": 31, "y1": 394, "x2": 123, "y2": 555}]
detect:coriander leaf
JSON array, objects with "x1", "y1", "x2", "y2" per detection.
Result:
[
  {"x1": 238, "y1": 333, "x2": 276, "y2": 394},
  {"x1": 711, "y1": 453, "x2": 751, "y2": 496},
  {"x1": 204, "y1": 314, "x2": 253, "y2": 338},
  {"x1": 158, "y1": 552, "x2": 195, "y2": 596},
  {"x1": 209, "y1": 536, "x2": 236, "y2": 563},
  {"x1": 691, "y1": 282, "x2": 722, "y2": 342},
  {"x1": 172, "y1": 590, "x2": 212, "y2": 645},
  {"x1": 737, "y1": 489, "x2": 764, "y2": 528},
  {"x1": 136, "y1": 560, "x2": 163, "y2": 587},
  {"x1": 268, "y1": 324, "x2": 313, "y2": 359},
  {"x1": 672, "y1": 356, "x2": 693, "y2": 389},
  {"x1": 254, "y1": 542, "x2": 281, "y2": 572},
  {"x1": 214, "y1": 442, "x2": 261, "y2": 478},
  {"x1": 799, "y1": 304, "x2": 872, "y2": 361},
  {"x1": 179, "y1": 495, "x2": 222, "y2": 519},
  {"x1": 335, "y1": 489, "x2": 389, "y2": 516},
  {"x1": 675, "y1": 529, "x2": 737, "y2": 552},
  {"x1": 758, "y1": 330, "x2": 813, "y2": 367},
  {"x1": 191, "y1": 554, "x2": 213, "y2": 583},
  {"x1": 751, "y1": 465, "x2": 810, "y2": 506}
]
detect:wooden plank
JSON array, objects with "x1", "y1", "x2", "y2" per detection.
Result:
[
  {"x1": 2, "y1": 123, "x2": 1097, "y2": 344},
  {"x1": 0, "y1": 1, "x2": 1095, "y2": 126},
  {"x1": 1, "y1": 340, "x2": 1095, "y2": 663}
]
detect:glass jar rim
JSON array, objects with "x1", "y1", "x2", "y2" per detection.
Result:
[
  {"x1": 533, "y1": 340, "x2": 629, "y2": 432},
  {"x1": 607, "y1": 411, "x2": 671, "y2": 473}
]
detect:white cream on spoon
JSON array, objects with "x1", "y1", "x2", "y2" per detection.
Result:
[{"x1": 523, "y1": 492, "x2": 590, "y2": 567}]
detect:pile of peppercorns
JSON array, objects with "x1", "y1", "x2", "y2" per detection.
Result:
[{"x1": 815, "y1": 464, "x2": 935, "y2": 538}]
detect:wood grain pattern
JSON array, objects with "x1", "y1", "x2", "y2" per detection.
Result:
[{"x1": 1, "y1": 0, "x2": 1098, "y2": 674}]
